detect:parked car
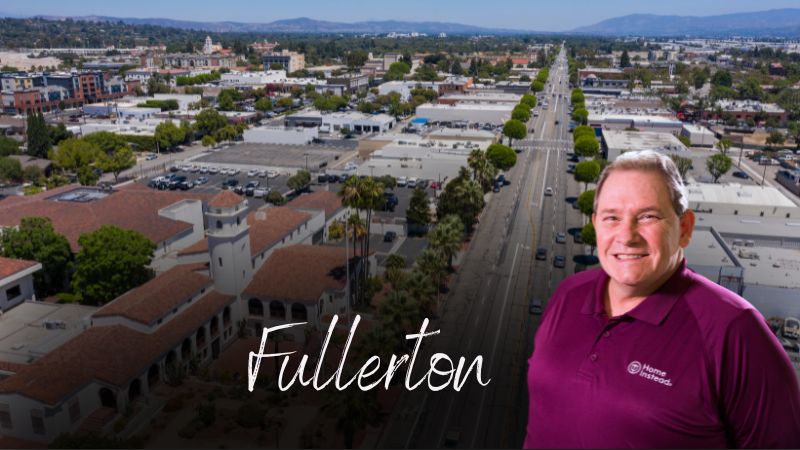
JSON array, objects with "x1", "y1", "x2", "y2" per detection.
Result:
[
  {"x1": 178, "y1": 180, "x2": 194, "y2": 190},
  {"x1": 258, "y1": 170, "x2": 267, "y2": 178},
  {"x1": 248, "y1": 169, "x2": 259, "y2": 177},
  {"x1": 417, "y1": 179, "x2": 429, "y2": 189},
  {"x1": 382, "y1": 192, "x2": 399, "y2": 211},
  {"x1": 209, "y1": 166, "x2": 220, "y2": 175},
  {"x1": 199, "y1": 166, "x2": 209, "y2": 174},
  {"x1": 732, "y1": 171, "x2": 750, "y2": 179},
  {"x1": 196, "y1": 176, "x2": 209, "y2": 185},
  {"x1": 535, "y1": 247, "x2": 548, "y2": 261},
  {"x1": 145, "y1": 153, "x2": 158, "y2": 161},
  {"x1": 318, "y1": 173, "x2": 329, "y2": 183},
  {"x1": 553, "y1": 255, "x2": 566, "y2": 268},
  {"x1": 407, "y1": 177, "x2": 418, "y2": 188},
  {"x1": 383, "y1": 231, "x2": 397, "y2": 242},
  {"x1": 555, "y1": 232, "x2": 566, "y2": 244},
  {"x1": 529, "y1": 297, "x2": 544, "y2": 315},
  {"x1": 397, "y1": 176, "x2": 408, "y2": 187},
  {"x1": 222, "y1": 179, "x2": 239, "y2": 190},
  {"x1": 267, "y1": 170, "x2": 279, "y2": 179},
  {"x1": 253, "y1": 187, "x2": 269, "y2": 197}
]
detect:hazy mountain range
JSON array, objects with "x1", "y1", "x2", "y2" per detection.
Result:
[
  {"x1": 571, "y1": 8, "x2": 800, "y2": 37},
  {"x1": 1, "y1": 9, "x2": 799, "y2": 37}
]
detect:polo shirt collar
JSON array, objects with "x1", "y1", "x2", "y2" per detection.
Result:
[{"x1": 581, "y1": 259, "x2": 693, "y2": 326}]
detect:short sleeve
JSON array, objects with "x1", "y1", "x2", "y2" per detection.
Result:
[{"x1": 719, "y1": 309, "x2": 800, "y2": 448}]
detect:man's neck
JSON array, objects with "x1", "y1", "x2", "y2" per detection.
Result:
[{"x1": 604, "y1": 258, "x2": 684, "y2": 318}]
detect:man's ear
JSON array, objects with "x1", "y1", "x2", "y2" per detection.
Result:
[{"x1": 679, "y1": 209, "x2": 695, "y2": 248}]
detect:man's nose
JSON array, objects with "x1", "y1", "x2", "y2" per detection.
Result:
[{"x1": 617, "y1": 218, "x2": 641, "y2": 245}]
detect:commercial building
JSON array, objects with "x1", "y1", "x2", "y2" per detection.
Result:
[
  {"x1": 686, "y1": 182, "x2": 798, "y2": 218},
  {"x1": 284, "y1": 109, "x2": 396, "y2": 133},
  {"x1": 243, "y1": 126, "x2": 319, "y2": 145},
  {"x1": 578, "y1": 67, "x2": 629, "y2": 89},
  {"x1": 601, "y1": 129, "x2": 688, "y2": 161},
  {"x1": 437, "y1": 92, "x2": 521, "y2": 106},
  {"x1": 262, "y1": 50, "x2": 305, "y2": 73},
  {"x1": 0, "y1": 71, "x2": 130, "y2": 114},
  {"x1": 415, "y1": 103, "x2": 514, "y2": 126},
  {"x1": 681, "y1": 123, "x2": 717, "y2": 147},
  {"x1": 703, "y1": 99, "x2": 788, "y2": 126},
  {"x1": 589, "y1": 113, "x2": 684, "y2": 134}
]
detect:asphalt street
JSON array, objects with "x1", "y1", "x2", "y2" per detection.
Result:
[{"x1": 377, "y1": 46, "x2": 590, "y2": 449}]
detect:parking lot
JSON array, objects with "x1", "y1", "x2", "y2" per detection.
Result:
[
  {"x1": 316, "y1": 177, "x2": 440, "y2": 223},
  {"x1": 192, "y1": 141, "x2": 357, "y2": 172}
]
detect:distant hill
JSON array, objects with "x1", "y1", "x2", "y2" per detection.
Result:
[
  {"x1": 572, "y1": 8, "x2": 800, "y2": 37},
  {"x1": 32, "y1": 15, "x2": 528, "y2": 35}
]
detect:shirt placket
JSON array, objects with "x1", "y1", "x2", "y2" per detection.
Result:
[{"x1": 577, "y1": 316, "x2": 626, "y2": 380}]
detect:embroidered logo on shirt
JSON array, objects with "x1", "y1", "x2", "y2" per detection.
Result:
[{"x1": 627, "y1": 361, "x2": 673, "y2": 387}]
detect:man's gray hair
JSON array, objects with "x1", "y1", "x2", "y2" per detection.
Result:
[{"x1": 593, "y1": 150, "x2": 690, "y2": 217}]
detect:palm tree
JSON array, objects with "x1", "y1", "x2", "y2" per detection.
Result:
[
  {"x1": 377, "y1": 290, "x2": 422, "y2": 337},
  {"x1": 467, "y1": 149, "x2": 498, "y2": 192},
  {"x1": 322, "y1": 389, "x2": 381, "y2": 448},
  {"x1": 384, "y1": 254, "x2": 407, "y2": 287},
  {"x1": 402, "y1": 268, "x2": 437, "y2": 316},
  {"x1": 416, "y1": 248, "x2": 448, "y2": 307},
  {"x1": 428, "y1": 215, "x2": 464, "y2": 270}
]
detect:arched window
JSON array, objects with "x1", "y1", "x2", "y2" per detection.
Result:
[
  {"x1": 248, "y1": 298, "x2": 264, "y2": 316},
  {"x1": 216, "y1": 220, "x2": 223, "y2": 229},
  {"x1": 291, "y1": 303, "x2": 307, "y2": 321},
  {"x1": 270, "y1": 301, "x2": 286, "y2": 318}
]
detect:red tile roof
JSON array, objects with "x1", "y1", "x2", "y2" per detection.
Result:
[
  {"x1": 248, "y1": 207, "x2": 311, "y2": 257},
  {"x1": 176, "y1": 237, "x2": 209, "y2": 256},
  {"x1": 93, "y1": 263, "x2": 211, "y2": 325},
  {"x1": 0, "y1": 257, "x2": 40, "y2": 280},
  {"x1": 208, "y1": 190, "x2": 245, "y2": 209},
  {"x1": 288, "y1": 191, "x2": 343, "y2": 220},
  {"x1": 244, "y1": 245, "x2": 350, "y2": 303},
  {"x1": 0, "y1": 290, "x2": 234, "y2": 405},
  {"x1": 0, "y1": 184, "x2": 212, "y2": 252}
]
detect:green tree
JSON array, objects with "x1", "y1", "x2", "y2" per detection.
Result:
[
  {"x1": 155, "y1": 121, "x2": 186, "y2": 152},
  {"x1": 574, "y1": 160, "x2": 601, "y2": 191},
  {"x1": 83, "y1": 132, "x2": 127, "y2": 155},
  {"x1": 195, "y1": 108, "x2": 228, "y2": 137},
  {"x1": 437, "y1": 167, "x2": 485, "y2": 233},
  {"x1": 520, "y1": 94, "x2": 537, "y2": 109},
  {"x1": 255, "y1": 97, "x2": 272, "y2": 112},
  {"x1": 572, "y1": 125, "x2": 594, "y2": 141},
  {"x1": 450, "y1": 60, "x2": 463, "y2": 75},
  {"x1": 276, "y1": 97, "x2": 295, "y2": 109},
  {"x1": 415, "y1": 248, "x2": 448, "y2": 304},
  {"x1": 287, "y1": 170, "x2": 311, "y2": 193},
  {"x1": 620, "y1": 50, "x2": 631, "y2": 68},
  {"x1": 384, "y1": 254, "x2": 407, "y2": 287},
  {"x1": 512, "y1": 104, "x2": 531, "y2": 122},
  {"x1": 49, "y1": 138, "x2": 101, "y2": 173},
  {"x1": 0, "y1": 157, "x2": 23, "y2": 183},
  {"x1": 711, "y1": 69, "x2": 732, "y2": 87},
  {"x1": 531, "y1": 80, "x2": 545, "y2": 92},
  {"x1": 571, "y1": 108, "x2": 589, "y2": 125},
  {"x1": 571, "y1": 89, "x2": 585, "y2": 104},
  {"x1": 71, "y1": 225, "x2": 155, "y2": 305},
  {"x1": 716, "y1": 137, "x2": 732, "y2": 155},
  {"x1": 345, "y1": 49, "x2": 368, "y2": 70},
  {"x1": 502, "y1": 119, "x2": 527, "y2": 147},
  {"x1": 97, "y1": 147, "x2": 135, "y2": 183},
  {"x1": 767, "y1": 130, "x2": 786, "y2": 148},
  {"x1": 428, "y1": 214, "x2": 464, "y2": 269},
  {"x1": 406, "y1": 188, "x2": 431, "y2": 233},
  {"x1": 0, "y1": 136, "x2": 20, "y2": 157},
  {"x1": 77, "y1": 166, "x2": 99, "y2": 186},
  {"x1": 581, "y1": 222, "x2": 597, "y2": 255},
  {"x1": 576, "y1": 189, "x2": 595, "y2": 216},
  {"x1": 0, "y1": 217, "x2": 73, "y2": 298},
  {"x1": 384, "y1": 61, "x2": 411, "y2": 81},
  {"x1": 706, "y1": 153, "x2": 732, "y2": 183},
  {"x1": 669, "y1": 154, "x2": 692, "y2": 182},
  {"x1": 574, "y1": 135, "x2": 600, "y2": 158},
  {"x1": 201, "y1": 135, "x2": 217, "y2": 147},
  {"x1": 47, "y1": 123, "x2": 73, "y2": 146},
  {"x1": 26, "y1": 112, "x2": 51, "y2": 159},
  {"x1": 467, "y1": 149, "x2": 498, "y2": 192},
  {"x1": 738, "y1": 77, "x2": 764, "y2": 101},
  {"x1": 486, "y1": 144, "x2": 517, "y2": 171}
]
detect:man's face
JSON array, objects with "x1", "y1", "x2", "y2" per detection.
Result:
[{"x1": 592, "y1": 169, "x2": 695, "y2": 296}]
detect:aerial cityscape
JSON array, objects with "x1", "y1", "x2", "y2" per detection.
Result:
[{"x1": 1, "y1": 2, "x2": 800, "y2": 448}]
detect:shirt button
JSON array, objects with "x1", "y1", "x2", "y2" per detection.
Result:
[
  {"x1": 590, "y1": 353, "x2": 598, "y2": 362},
  {"x1": 603, "y1": 331, "x2": 610, "y2": 338}
]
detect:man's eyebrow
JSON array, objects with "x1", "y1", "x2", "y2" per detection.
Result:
[{"x1": 596, "y1": 206, "x2": 664, "y2": 215}]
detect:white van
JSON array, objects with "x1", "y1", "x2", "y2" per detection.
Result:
[
  {"x1": 397, "y1": 176, "x2": 408, "y2": 187},
  {"x1": 407, "y1": 177, "x2": 418, "y2": 188}
]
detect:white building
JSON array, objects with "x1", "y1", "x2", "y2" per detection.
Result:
[
  {"x1": 220, "y1": 70, "x2": 288, "y2": 87},
  {"x1": 0, "y1": 257, "x2": 41, "y2": 312},
  {"x1": 601, "y1": 129, "x2": 688, "y2": 161},
  {"x1": 243, "y1": 126, "x2": 319, "y2": 145},
  {"x1": 321, "y1": 112, "x2": 396, "y2": 134},
  {"x1": 681, "y1": 123, "x2": 716, "y2": 147},
  {"x1": 415, "y1": 103, "x2": 514, "y2": 126},
  {"x1": 589, "y1": 113, "x2": 684, "y2": 134},
  {"x1": 686, "y1": 182, "x2": 799, "y2": 218}
]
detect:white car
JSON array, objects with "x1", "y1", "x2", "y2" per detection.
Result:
[
  {"x1": 208, "y1": 166, "x2": 219, "y2": 175},
  {"x1": 257, "y1": 170, "x2": 267, "y2": 178},
  {"x1": 247, "y1": 169, "x2": 258, "y2": 177},
  {"x1": 267, "y1": 170, "x2": 279, "y2": 179},
  {"x1": 253, "y1": 187, "x2": 269, "y2": 197},
  {"x1": 407, "y1": 177, "x2": 418, "y2": 188},
  {"x1": 544, "y1": 187, "x2": 554, "y2": 196},
  {"x1": 397, "y1": 176, "x2": 408, "y2": 187},
  {"x1": 199, "y1": 166, "x2": 209, "y2": 174},
  {"x1": 232, "y1": 168, "x2": 241, "y2": 175}
]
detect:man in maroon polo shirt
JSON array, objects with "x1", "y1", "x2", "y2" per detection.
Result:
[{"x1": 525, "y1": 150, "x2": 800, "y2": 448}]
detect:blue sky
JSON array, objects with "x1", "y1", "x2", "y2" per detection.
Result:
[{"x1": 3, "y1": 0, "x2": 800, "y2": 31}]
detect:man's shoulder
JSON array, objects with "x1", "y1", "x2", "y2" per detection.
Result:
[
  {"x1": 552, "y1": 268, "x2": 604, "y2": 301},
  {"x1": 679, "y1": 269, "x2": 763, "y2": 335}
]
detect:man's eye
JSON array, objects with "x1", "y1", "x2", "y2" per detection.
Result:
[
  {"x1": 640, "y1": 214, "x2": 659, "y2": 221},
  {"x1": 603, "y1": 216, "x2": 618, "y2": 222}
]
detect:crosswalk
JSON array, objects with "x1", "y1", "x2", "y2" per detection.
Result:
[{"x1": 516, "y1": 145, "x2": 572, "y2": 152}]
